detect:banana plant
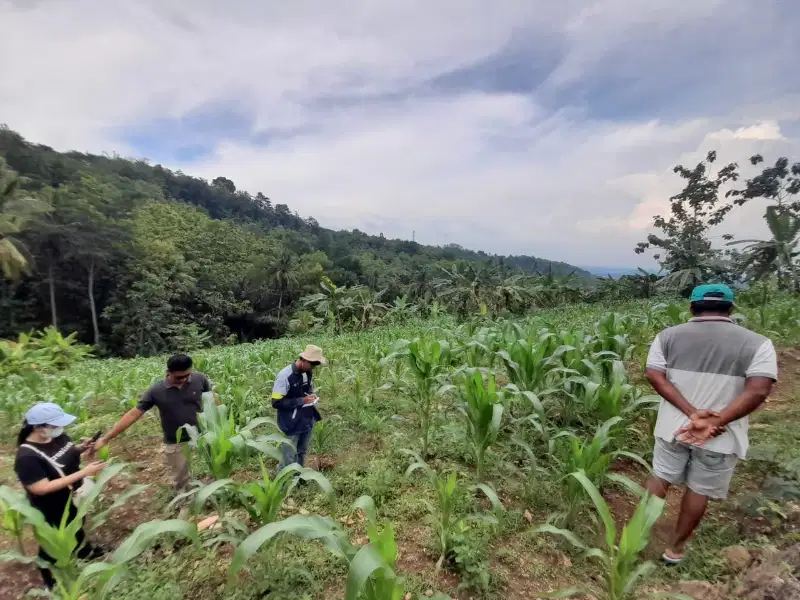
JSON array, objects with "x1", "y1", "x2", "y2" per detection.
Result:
[
  {"x1": 382, "y1": 338, "x2": 454, "y2": 457},
  {"x1": 457, "y1": 369, "x2": 504, "y2": 481},
  {"x1": 536, "y1": 472, "x2": 691, "y2": 600},
  {"x1": 185, "y1": 392, "x2": 288, "y2": 479},
  {"x1": 405, "y1": 456, "x2": 502, "y2": 572}
]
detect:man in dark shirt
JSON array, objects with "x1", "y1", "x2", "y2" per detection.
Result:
[
  {"x1": 95, "y1": 354, "x2": 212, "y2": 491},
  {"x1": 272, "y1": 345, "x2": 325, "y2": 469}
]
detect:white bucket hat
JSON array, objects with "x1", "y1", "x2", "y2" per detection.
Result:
[{"x1": 299, "y1": 345, "x2": 326, "y2": 364}]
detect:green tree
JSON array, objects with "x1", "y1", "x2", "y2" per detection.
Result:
[
  {"x1": 727, "y1": 155, "x2": 800, "y2": 291},
  {"x1": 635, "y1": 151, "x2": 739, "y2": 293},
  {"x1": 0, "y1": 160, "x2": 49, "y2": 280}
]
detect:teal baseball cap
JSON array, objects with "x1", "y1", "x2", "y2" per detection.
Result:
[{"x1": 690, "y1": 283, "x2": 735, "y2": 303}]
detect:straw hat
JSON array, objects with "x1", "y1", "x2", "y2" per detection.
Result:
[{"x1": 299, "y1": 344, "x2": 327, "y2": 364}]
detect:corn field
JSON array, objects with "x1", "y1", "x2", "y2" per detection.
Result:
[{"x1": 1, "y1": 296, "x2": 799, "y2": 600}]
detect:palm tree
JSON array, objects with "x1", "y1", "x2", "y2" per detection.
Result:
[
  {"x1": 246, "y1": 250, "x2": 299, "y2": 317},
  {"x1": 302, "y1": 277, "x2": 351, "y2": 332},
  {"x1": 728, "y1": 206, "x2": 800, "y2": 291},
  {"x1": 0, "y1": 162, "x2": 50, "y2": 280},
  {"x1": 269, "y1": 250, "x2": 299, "y2": 317}
]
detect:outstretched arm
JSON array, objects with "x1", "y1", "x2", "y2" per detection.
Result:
[{"x1": 95, "y1": 408, "x2": 145, "y2": 449}]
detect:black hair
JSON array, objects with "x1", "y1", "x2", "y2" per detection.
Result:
[
  {"x1": 167, "y1": 354, "x2": 193, "y2": 372},
  {"x1": 17, "y1": 420, "x2": 34, "y2": 446},
  {"x1": 690, "y1": 300, "x2": 733, "y2": 315}
]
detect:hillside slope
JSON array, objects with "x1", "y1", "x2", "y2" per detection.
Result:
[{"x1": 0, "y1": 126, "x2": 590, "y2": 354}]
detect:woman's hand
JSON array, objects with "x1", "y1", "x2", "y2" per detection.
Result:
[
  {"x1": 81, "y1": 462, "x2": 107, "y2": 478},
  {"x1": 77, "y1": 438, "x2": 95, "y2": 454}
]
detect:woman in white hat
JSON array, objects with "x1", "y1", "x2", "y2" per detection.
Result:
[{"x1": 14, "y1": 402, "x2": 107, "y2": 588}]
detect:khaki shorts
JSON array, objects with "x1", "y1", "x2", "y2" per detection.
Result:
[{"x1": 653, "y1": 437, "x2": 738, "y2": 499}]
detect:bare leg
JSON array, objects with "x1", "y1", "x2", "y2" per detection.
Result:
[
  {"x1": 645, "y1": 475, "x2": 671, "y2": 499},
  {"x1": 668, "y1": 488, "x2": 708, "y2": 556}
]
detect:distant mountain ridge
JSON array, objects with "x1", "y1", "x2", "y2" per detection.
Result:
[
  {"x1": 581, "y1": 266, "x2": 651, "y2": 278},
  {"x1": 0, "y1": 126, "x2": 591, "y2": 280}
]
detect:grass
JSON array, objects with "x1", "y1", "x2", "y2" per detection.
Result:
[{"x1": 0, "y1": 298, "x2": 799, "y2": 599}]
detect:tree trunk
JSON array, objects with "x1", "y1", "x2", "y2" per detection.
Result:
[
  {"x1": 277, "y1": 290, "x2": 283, "y2": 318},
  {"x1": 48, "y1": 264, "x2": 58, "y2": 329},
  {"x1": 88, "y1": 259, "x2": 100, "y2": 346}
]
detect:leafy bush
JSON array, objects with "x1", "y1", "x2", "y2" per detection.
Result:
[{"x1": 0, "y1": 327, "x2": 93, "y2": 377}]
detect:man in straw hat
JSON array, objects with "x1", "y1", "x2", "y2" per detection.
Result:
[{"x1": 272, "y1": 345, "x2": 326, "y2": 469}]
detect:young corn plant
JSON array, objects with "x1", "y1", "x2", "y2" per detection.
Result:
[
  {"x1": 0, "y1": 486, "x2": 27, "y2": 554},
  {"x1": 570, "y1": 361, "x2": 660, "y2": 425},
  {"x1": 239, "y1": 460, "x2": 334, "y2": 526},
  {"x1": 0, "y1": 518, "x2": 198, "y2": 600},
  {"x1": 382, "y1": 338, "x2": 454, "y2": 457},
  {"x1": 229, "y1": 496, "x2": 423, "y2": 600},
  {"x1": 554, "y1": 418, "x2": 649, "y2": 526},
  {"x1": 405, "y1": 457, "x2": 502, "y2": 572},
  {"x1": 0, "y1": 465, "x2": 191, "y2": 600},
  {"x1": 457, "y1": 369, "x2": 504, "y2": 482},
  {"x1": 496, "y1": 330, "x2": 558, "y2": 393},
  {"x1": 185, "y1": 392, "x2": 288, "y2": 479},
  {"x1": 171, "y1": 478, "x2": 238, "y2": 521},
  {"x1": 311, "y1": 415, "x2": 345, "y2": 470},
  {"x1": 593, "y1": 313, "x2": 634, "y2": 366},
  {"x1": 536, "y1": 472, "x2": 691, "y2": 600}
]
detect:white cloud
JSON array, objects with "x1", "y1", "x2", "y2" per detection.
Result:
[
  {"x1": 706, "y1": 121, "x2": 786, "y2": 142},
  {"x1": 1, "y1": 0, "x2": 799, "y2": 267}
]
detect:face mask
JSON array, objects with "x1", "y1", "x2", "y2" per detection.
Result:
[{"x1": 42, "y1": 426, "x2": 64, "y2": 441}]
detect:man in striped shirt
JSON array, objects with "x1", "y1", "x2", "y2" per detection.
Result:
[{"x1": 644, "y1": 284, "x2": 777, "y2": 564}]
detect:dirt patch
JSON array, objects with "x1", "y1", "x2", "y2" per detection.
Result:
[
  {"x1": 760, "y1": 348, "x2": 799, "y2": 411},
  {"x1": 489, "y1": 531, "x2": 591, "y2": 600},
  {"x1": 394, "y1": 524, "x2": 460, "y2": 592},
  {"x1": 672, "y1": 544, "x2": 800, "y2": 599}
]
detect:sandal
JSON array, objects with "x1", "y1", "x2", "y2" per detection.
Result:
[{"x1": 662, "y1": 551, "x2": 684, "y2": 565}]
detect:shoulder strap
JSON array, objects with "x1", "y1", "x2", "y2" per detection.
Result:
[{"x1": 20, "y1": 444, "x2": 66, "y2": 477}]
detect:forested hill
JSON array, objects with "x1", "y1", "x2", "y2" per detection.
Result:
[{"x1": 0, "y1": 126, "x2": 590, "y2": 356}]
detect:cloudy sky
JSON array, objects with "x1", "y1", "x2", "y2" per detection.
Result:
[{"x1": 2, "y1": 0, "x2": 799, "y2": 268}]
